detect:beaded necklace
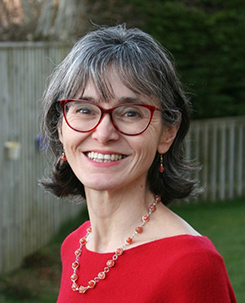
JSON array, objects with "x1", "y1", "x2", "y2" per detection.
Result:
[{"x1": 71, "y1": 195, "x2": 161, "y2": 294}]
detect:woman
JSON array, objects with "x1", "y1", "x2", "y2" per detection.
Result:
[{"x1": 41, "y1": 25, "x2": 236, "y2": 302}]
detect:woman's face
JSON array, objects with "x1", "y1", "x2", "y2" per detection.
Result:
[{"x1": 58, "y1": 70, "x2": 177, "y2": 193}]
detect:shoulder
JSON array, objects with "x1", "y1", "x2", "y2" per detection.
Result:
[
  {"x1": 157, "y1": 235, "x2": 224, "y2": 271},
  {"x1": 145, "y1": 234, "x2": 220, "y2": 264},
  {"x1": 166, "y1": 235, "x2": 224, "y2": 272},
  {"x1": 160, "y1": 235, "x2": 236, "y2": 302},
  {"x1": 131, "y1": 235, "x2": 222, "y2": 273},
  {"x1": 127, "y1": 236, "x2": 236, "y2": 302},
  {"x1": 142, "y1": 235, "x2": 230, "y2": 284}
]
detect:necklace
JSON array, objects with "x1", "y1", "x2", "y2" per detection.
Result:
[{"x1": 71, "y1": 195, "x2": 161, "y2": 294}]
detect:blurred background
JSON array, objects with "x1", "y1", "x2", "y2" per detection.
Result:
[{"x1": 0, "y1": 0, "x2": 244, "y2": 302}]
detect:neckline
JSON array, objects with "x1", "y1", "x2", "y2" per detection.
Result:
[{"x1": 83, "y1": 233, "x2": 207, "y2": 256}]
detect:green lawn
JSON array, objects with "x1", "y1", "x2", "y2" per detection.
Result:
[{"x1": 0, "y1": 198, "x2": 244, "y2": 303}]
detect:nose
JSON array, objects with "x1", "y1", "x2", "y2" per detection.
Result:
[{"x1": 91, "y1": 113, "x2": 120, "y2": 143}]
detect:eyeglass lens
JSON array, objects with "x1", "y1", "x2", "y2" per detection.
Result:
[{"x1": 64, "y1": 101, "x2": 152, "y2": 135}]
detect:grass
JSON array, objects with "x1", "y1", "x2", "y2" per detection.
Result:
[
  {"x1": 0, "y1": 198, "x2": 244, "y2": 302},
  {"x1": 0, "y1": 208, "x2": 89, "y2": 303}
]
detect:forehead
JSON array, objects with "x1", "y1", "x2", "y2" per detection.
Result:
[
  {"x1": 79, "y1": 69, "x2": 158, "y2": 107},
  {"x1": 82, "y1": 71, "x2": 134, "y2": 99}
]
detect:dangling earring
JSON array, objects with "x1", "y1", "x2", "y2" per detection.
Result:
[
  {"x1": 61, "y1": 150, "x2": 67, "y2": 162},
  {"x1": 158, "y1": 154, "x2": 164, "y2": 173}
]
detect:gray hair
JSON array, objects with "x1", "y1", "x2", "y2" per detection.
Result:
[{"x1": 40, "y1": 24, "x2": 199, "y2": 204}]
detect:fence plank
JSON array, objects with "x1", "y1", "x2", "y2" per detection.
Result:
[
  {"x1": 190, "y1": 117, "x2": 245, "y2": 202},
  {"x1": 219, "y1": 125, "x2": 226, "y2": 200},
  {"x1": 237, "y1": 124, "x2": 244, "y2": 196},
  {"x1": 228, "y1": 124, "x2": 235, "y2": 199}
]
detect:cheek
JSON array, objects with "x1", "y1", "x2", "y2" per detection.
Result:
[
  {"x1": 60, "y1": 125, "x2": 88, "y2": 153},
  {"x1": 133, "y1": 130, "x2": 160, "y2": 161},
  {"x1": 140, "y1": 125, "x2": 163, "y2": 159},
  {"x1": 59, "y1": 119, "x2": 72, "y2": 145},
  {"x1": 145, "y1": 122, "x2": 163, "y2": 148}
]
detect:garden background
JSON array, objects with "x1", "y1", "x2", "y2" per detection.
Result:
[{"x1": 0, "y1": 0, "x2": 244, "y2": 302}]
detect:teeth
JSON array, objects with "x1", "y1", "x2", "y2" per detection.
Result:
[{"x1": 86, "y1": 152, "x2": 125, "y2": 162}]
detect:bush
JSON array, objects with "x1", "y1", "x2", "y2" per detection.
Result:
[{"x1": 121, "y1": 0, "x2": 245, "y2": 119}]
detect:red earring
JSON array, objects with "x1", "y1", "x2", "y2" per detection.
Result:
[
  {"x1": 61, "y1": 150, "x2": 67, "y2": 162},
  {"x1": 158, "y1": 154, "x2": 164, "y2": 173}
]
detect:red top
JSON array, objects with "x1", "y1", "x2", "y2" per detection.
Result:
[{"x1": 57, "y1": 221, "x2": 236, "y2": 303}]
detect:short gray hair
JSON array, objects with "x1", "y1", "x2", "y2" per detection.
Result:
[{"x1": 40, "y1": 24, "x2": 199, "y2": 204}]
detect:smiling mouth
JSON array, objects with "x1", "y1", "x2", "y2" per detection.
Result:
[{"x1": 86, "y1": 152, "x2": 127, "y2": 163}]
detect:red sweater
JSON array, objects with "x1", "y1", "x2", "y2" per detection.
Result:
[{"x1": 57, "y1": 221, "x2": 236, "y2": 303}]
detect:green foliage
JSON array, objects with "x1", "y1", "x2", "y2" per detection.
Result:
[
  {"x1": 122, "y1": 0, "x2": 245, "y2": 119},
  {"x1": 0, "y1": 276, "x2": 39, "y2": 301}
]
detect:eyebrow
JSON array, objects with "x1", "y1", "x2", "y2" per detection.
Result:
[
  {"x1": 118, "y1": 97, "x2": 145, "y2": 104},
  {"x1": 79, "y1": 96, "x2": 96, "y2": 102},
  {"x1": 80, "y1": 95, "x2": 146, "y2": 104}
]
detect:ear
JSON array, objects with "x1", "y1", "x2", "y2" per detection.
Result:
[{"x1": 157, "y1": 124, "x2": 179, "y2": 154}]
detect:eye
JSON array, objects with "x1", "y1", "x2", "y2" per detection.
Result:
[
  {"x1": 124, "y1": 110, "x2": 142, "y2": 118},
  {"x1": 76, "y1": 106, "x2": 92, "y2": 115},
  {"x1": 69, "y1": 102, "x2": 97, "y2": 116},
  {"x1": 117, "y1": 106, "x2": 145, "y2": 120}
]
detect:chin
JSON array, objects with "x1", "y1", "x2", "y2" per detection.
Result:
[{"x1": 82, "y1": 179, "x2": 118, "y2": 191}]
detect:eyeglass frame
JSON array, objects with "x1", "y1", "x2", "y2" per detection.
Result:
[{"x1": 60, "y1": 99, "x2": 164, "y2": 136}]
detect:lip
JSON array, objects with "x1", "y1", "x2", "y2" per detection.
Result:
[{"x1": 84, "y1": 150, "x2": 128, "y2": 165}]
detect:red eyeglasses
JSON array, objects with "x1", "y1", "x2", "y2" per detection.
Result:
[{"x1": 60, "y1": 99, "x2": 164, "y2": 136}]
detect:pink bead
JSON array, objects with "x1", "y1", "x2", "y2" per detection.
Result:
[
  {"x1": 79, "y1": 237, "x2": 87, "y2": 245},
  {"x1": 79, "y1": 286, "x2": 87, "y2": 294},
  {"x1": 155, "y1": 195, "x2": 161, "y2": 203},
  {"x1": 135, "y1": 226, "x2": 143, "y2": 233},
  {"x1": 72, "y1": 283, "x2": 78, "y2": 291},
  {"x1": 75, "y1": 248, "x2": 81, "y2": 256},
  {"x1": 71, "y1": 274, "x2": 78, "y2": 282},
  {"x1": 149, "y1": 204, "x2": 156, "y2": 212},
  {"x1": 126, "y1": 237, "x2": 133, "y2": 244},
  {"x1": 106, "y1": 260, "x2": 115, "y2": 267},
  {"x1": 98, "y1": 271, "x2": 106, "y2": 279},
  {"x1": 88, "y1": 280, "x2": 96, "y2": 288},
  {"x1": 142, "y1": 215, "x2": 150, "y2": 223},
  {"x1": 116, "y1": 248, "x2": 124, "y2": 255},
  {"x1": 72, "y1": 261, "x2": 79, "y2": 269}
]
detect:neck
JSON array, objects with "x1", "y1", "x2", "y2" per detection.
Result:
[{"x1": 84, "y1": 187, "x2": 155, "y2": 253}]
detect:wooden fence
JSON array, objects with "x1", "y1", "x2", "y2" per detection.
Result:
[
  {"x1": 0, "y1": 42, "x2": 244, "y2": 274},
  {"x1": 187, "y1": 117, "x2": 244, "y2": 201},
  {"x1": 0, "y1": 42, "x2": 83, "y2": 274}
]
